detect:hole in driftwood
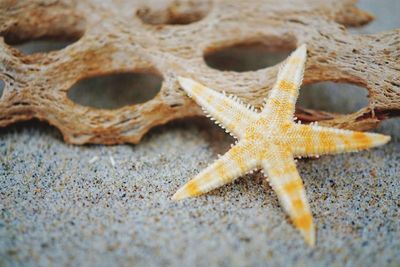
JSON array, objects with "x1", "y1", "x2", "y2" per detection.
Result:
[
  {"x1": 377, "y1": 118, "x2": 400, "y2": 141},
  {"x1": 2, "y1": 13, "x2": 85, "y2": 54},
  {"x1": 68, "y1": 72, "x2": 163, "y2": 110},
  {"x1": 297, "y1": 82, "x2": 369, "y2": 114},
  {"x1": 204, "y1": 42, "x2": 293, "y2": 72},
  {"x1": 349, "y1": 0, "x2": 400, "y2": 34},
  {"x1": 0, "y1": 80, "x2": 4, "y2": 98},
  {"x1": 137, "y1": 1, "x2": 212, "y2": 25},
  {"x1": 11, "y1": 39, "x2": 79, "y2": 55},
  {"x1": 0, "y1": 119, "x2": 64, "y2": 142}
]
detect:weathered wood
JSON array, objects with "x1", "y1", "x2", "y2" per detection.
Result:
[{"x1": 0, "y1": 0, "x2": 399, "y2": 144}]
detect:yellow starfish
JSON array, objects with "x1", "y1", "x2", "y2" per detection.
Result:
[{"x1": 173, "y1": 44, "x2": 390, "y2": 246}]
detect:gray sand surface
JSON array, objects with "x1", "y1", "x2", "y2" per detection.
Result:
[{"x1": 1, "y1": 1, "x2": 400, "y2": 266}]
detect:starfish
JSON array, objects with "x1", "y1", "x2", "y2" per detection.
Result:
[{"x1": 173, "y1": 44, "x2": 390, "y2": 246}]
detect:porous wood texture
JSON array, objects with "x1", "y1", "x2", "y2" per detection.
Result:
[{"x1": 0, "y1": 0, "x2": 399, "y2": 144}]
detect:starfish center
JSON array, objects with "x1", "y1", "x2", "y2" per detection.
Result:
[{"x1": 244, "y1": 118, "x2": 291, "y2": 143}]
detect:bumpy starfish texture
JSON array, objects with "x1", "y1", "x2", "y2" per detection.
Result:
[{"x1": 173, "y1": 44, "x2": 390, "y2": 246}]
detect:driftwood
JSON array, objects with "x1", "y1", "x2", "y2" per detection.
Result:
[{"x1": 0, "y1": 0, "x2": 399, "y2": 144}]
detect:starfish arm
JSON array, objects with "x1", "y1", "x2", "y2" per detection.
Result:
[
  {"x1": 178, "y1": 77, "x2": 257, "y2": 139},
  {"x1": 262, "y1": 148, "x2": 315, "y2": 246},
  {"x1": 262, "y1": 44, "x2": 307, "y2": 122},
  {"x1": 291, "y1": 124, "x2": 391, "y2": 157},
  {"x1": 172, "y1": 141, "x2": 258, "y2": 200}
]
